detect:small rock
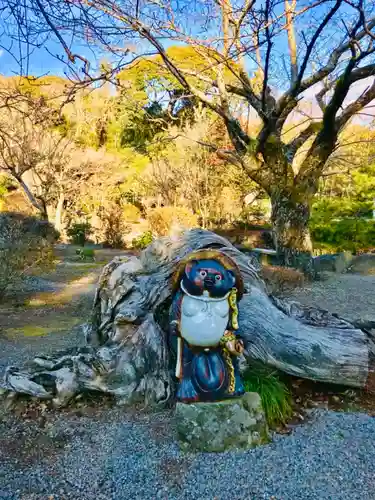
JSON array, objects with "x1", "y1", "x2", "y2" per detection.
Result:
[
  {"x1": 175, "y1": 392, "x2": 269, "y2": 452},
  {"x1": 308, "y1": 401, "x2": 321, "y2": 408},
  {"x1": 313, "y1": 251, "x2": 353, "y2": 274}
]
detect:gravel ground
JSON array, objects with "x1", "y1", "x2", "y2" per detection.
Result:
[
  {"x1": 0, "y1": 261, "x2": 101, "y2": 376},
  {"x1": 10, "y1": 276, "x2": 64, "y2": 294},
  {"x1": 0, "y1": 408, "x2": 375, "y2": 500},
  {"x1": 1, "y1": 256, "x2": 375, "y2": 499},
  {"x1": 0, "y1": 325, "x2": 86, "y2": 379},
  {"x1": 0, "y1": 248, "x2": 115, "y2": 390},
  {"x1": 287, "y1": 272, "x2": 375, "y2": 324}
]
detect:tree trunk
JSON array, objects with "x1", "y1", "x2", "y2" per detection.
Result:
[
  {"x1": 270, "y1": 190, "x2": 313, "y2": 265},
  {"x1": 54, "y1": 192, "x2": 65, "y2": 233},
  {"x1": 2, "y1": 229, "x2": 372, "y2": 407},
  {"x1": 15, "y1": 174, "x2": 48, "y2": 220}
]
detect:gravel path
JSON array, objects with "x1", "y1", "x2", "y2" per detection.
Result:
[
  {"x1": 288, "y1": 272, "x2": 375, "y2": 324},
  {"x1": 1, "y1": 408, "x2": 375, "y2": 499},
  {"x1": 1, "y1": 256, "x2": 375, "y2": 499},
  {"x1": 0, "y1": 265, "x2": 100, "y2": 376},
  {"x1": 0, "y1": 326, "x2": 85, "y2": 379}
]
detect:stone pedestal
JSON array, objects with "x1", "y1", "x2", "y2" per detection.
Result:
[{"x1": 175, "y1": 392, "x2": 270, "y2": 452}]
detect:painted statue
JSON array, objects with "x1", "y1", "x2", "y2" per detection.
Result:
[{"x1": 169, "y1": 250, "x2": 245, "y2": 403}]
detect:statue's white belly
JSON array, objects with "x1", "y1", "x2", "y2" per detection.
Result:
[{"x1": 180, "y1": 293, "x2": 230, "y2": 347}]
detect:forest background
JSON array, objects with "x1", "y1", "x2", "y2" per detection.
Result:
[{"x1": 0, "y1": 0, "x2": 375, "y2": 255}]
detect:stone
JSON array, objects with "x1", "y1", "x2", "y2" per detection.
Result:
[
  {"x1": 350, "y1": 253, "x2": 375, "y2": 274},
  {"x1": 334, "y1": 251, "x2": 353, "y2": 273},
  {"x1": 313, "y1": 251, "x2": 353, "y2": 273},
  {"x1": 175, "y1": 392, "x2": 270, "y2": 452},
  {"x1": 250, "y1": 248, "x2": 279, "y2": 266},
  {"x1": 0, "y1": 390, "x2": 17, "y2": 413}
]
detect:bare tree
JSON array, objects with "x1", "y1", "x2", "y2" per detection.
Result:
[
  {"x1": 141, "y1": 110, "x2": 255, "y2": 227},
  {"x1": 0, "y1": 91, "x2": 65, "y2": 219},
  {"x1": 2, "y1": 0, "x2": 375, "y2": 257},
  {"x1": 45, "y1": 147, "x2": 122, "y2": 233},
  {"x1": 0, "y1": 85, "x2": 114, "y2": 229}
]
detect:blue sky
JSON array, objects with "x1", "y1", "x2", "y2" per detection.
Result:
[
  {"x1": 0, "y1": 1, "x2": 373, "y2": 125},
  {"x1": 0, "y1": 0, "x2": 348, "y2": 78},
  {"x1": 0, "y1": 36, "x2": 103, "y2": 77}
]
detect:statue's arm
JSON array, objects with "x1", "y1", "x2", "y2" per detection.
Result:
[
  {"x1": 170, "y1": 289, "x2": 183, "y2": 336},
  {"x1": 225, "y1": 297, "x2": 244, "y2": 355},
  {"x1": 169, "y1": 289, "x2": 184, "y2": 378}
]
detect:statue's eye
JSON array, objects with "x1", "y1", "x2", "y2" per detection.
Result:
[
  {"x1": 199, "y1": 270, "x2": 207, "y2": 278},
  {"x1": 215, "y1": 274, "x2": 222, "y2": 281}
]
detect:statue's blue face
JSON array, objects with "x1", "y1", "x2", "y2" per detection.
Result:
[{"x1": 182, "y1": 259, "x2": 236, "y2": 298}]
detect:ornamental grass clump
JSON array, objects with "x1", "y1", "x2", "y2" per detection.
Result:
[{"x1": 243, "y1": 361, "x2": 293, "y2": 427}]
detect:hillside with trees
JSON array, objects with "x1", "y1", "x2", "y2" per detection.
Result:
[
  {"x1": 0, "y1": 70, "x2": 374, "y2": 253},
  {"x1": 0, "y1": 1, "x2": 374, "y2": 256}
]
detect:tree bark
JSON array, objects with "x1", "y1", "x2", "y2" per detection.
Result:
[
  {"x1": 2, "y1": 229, "x2": 371, "y2": 407},
  {"x1": 270, "y1": 190, "x2": 313, "y2": 262},
  {"x1": 14, "y1": 174, "x2": 48, "y2": 220},
  {"x1": 54, "y1": 192, "x2": 65, "y2": 233}
]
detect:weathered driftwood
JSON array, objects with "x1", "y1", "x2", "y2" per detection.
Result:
[{"x1": 2, "y1": 229, "x2": 371, "y2": 407}]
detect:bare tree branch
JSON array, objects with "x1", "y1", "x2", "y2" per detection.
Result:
[
  {"x1": 316, "y1": 63, "x2": 375, "y2": 111},
  {"x1": 297, "y1": 17, "x2": 375, "y2": 92},
  {"x1": 355, "y1": 0, "x2": 375, "y2": 41},
  {"x1": 261, "y1": 0, "x2": 273, "y2": 113},
  {"x1": 276, "y1": 14, "x2": 375, "y2": 128},
  {"x1": 293, "y1": 0, "x2": 342, "y2": 94},
  {"x1": 336, "y1": 79, "x2": 375, "y2": 129},
  {"x1": 285, "y1": 0, "x2": 298, "y2": 85},
  {"x1": 287, "y1": 121, "x2": 321, "y2": 160}
]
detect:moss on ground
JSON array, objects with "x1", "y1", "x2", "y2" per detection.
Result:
[{"x1": 4, "y1": 317, "x2": 82, "y2": 338}]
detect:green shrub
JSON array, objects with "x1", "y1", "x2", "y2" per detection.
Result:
[
  {"x1": 312, "y1": 197, "x2": 373, "y2": 220},
  {"x1": 0, "y1": 212, "x2": 56, "y2": 298},
  {"x1": 310, "y1": 197, "x2": 375, "y2": 253},
  {"x1": 75, "y1": 248, "x2": 95, "y2": 261},
  {"x1": 132, "y1": 230, "x2": 153, "y2": 249},
  {"x1": 311, "y1": 217, "x2": 375, "y2": 254},
  {"x1": 243, "y1": 361, "x2": 293, "y2": 427},
  {"x1": 67, "y1": 222, "x2": 93, "y2": 246},
  {"x1": 0, "y1": 211, "x2": 59, "y2": 242}
]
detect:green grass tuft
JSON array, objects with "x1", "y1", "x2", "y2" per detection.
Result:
[
  {"x1": 75, "y1": 248, "x2": 95, "y2": 260},
  {"x1": 243, "y1": 361, "x2": 293, "y2": 427}
]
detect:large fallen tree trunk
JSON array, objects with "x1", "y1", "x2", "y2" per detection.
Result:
[{"x1": 2, "y1": 229, "x2": 373, "y2": 407}]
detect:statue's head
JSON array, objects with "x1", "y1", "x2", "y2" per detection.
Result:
[
  {"x1": 182, "y1": 259, "x2": 235, "y2": 298},
  {"x1": 171, "y1": 249, "x2": 244, "y2": 300}
]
